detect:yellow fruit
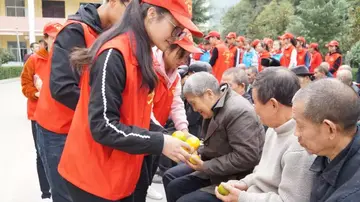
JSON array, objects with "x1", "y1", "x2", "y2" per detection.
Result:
[
  {"x1": 186, "y1": 136, "x2": 201, "y2": 151},
  {"x1": 172, "y1": 131, "x2": 187, "y2": 141},
  {"x1": 189, "y1": 154, "x2": 200, "y2": 165},
  {"x1": 218, "y1": 184, "x2": 230, "y2": 196}
]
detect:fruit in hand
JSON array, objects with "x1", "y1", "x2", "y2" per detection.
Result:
[
  {"x1": 172, "y1": 131, "x2": 187, "y2": 141},
  {"x1": 186, "y1": 136, "x2": 201, "y2": 151},
  {"x1": 218, "y1": 183, "x2": 230, "y2": 196},
  {"x1": 189, "y1": 154, "x2": 200, "y2": 165}
]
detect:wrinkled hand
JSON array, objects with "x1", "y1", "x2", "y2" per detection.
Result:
[
  {"x1": 226, "y1": 180, "x2": 248, "y2": 191},
  {"x1": 162, "y1": 135, "x2": 191, "y2": 163},
  {"x1": 185, "y1": 155, "x2": 204, "y2": 171},
  {"x1": 215, "y1": 183, "x2": 242, "y2": 202}
]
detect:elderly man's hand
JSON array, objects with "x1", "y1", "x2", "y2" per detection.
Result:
[
  {"x1": 215, "y1": 183, "x2": 242, "y2": 202},
  {"x1": 186, "y1": 155, "x2": 204, "y2": 171}
]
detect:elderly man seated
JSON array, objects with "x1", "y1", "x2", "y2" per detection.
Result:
[
  {"x1": 336, "y1": 69, "x2": 360, "y2": 96},
  {"x1": 215, "y1": 67, "x2": 315, "y2": 202},
  {"x1": 292, "y1": 79, "x2": 360, "y2": 201},
  {"x1": 221, "y1": 68, "x2": 253, "y2": 103},
  {"x1": 163, "y1": 72, "x2": 265, "y2": 202}
]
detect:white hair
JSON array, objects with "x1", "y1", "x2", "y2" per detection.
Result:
[
  {"x1": 183, "y1": 72, "x2": 220, "y2": 96},
  {"x1": 337, "y1": 69, "x2": 353, "y2": 86}
]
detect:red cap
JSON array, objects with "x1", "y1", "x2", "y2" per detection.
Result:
[
  {"x1": 236, "y1": 36, "x2": 245, "y2": 43},
  {"x1": 143, "y1": 0, "x2": 203, "y2": 37},
  {"x1": 43, "y1": 22, "x2": 63, "y2": 37},
  {"x1": 326, "y1": 40, "x2": 339, "y2": 47},
  {"x1": 263, "y1": 38, "x2": 273, "y2": 45},
  {"x1": 226, "y1": 32, "x2": 237, "y2": 39},
  {"x1": 309, "y1": 43, "x2": 319, "y2": 49},
  {"x1": 204, "y1": 31, "x2": 220, "y2": 40},
  {"x1": 174, "y1": 29, "x2": 202, "y2": 53},
  {"x1": 296, "y1": 36, "x2": 306, "y2": 44},
  {"x1": 279, "y1": 32, "x2": 294, "y2": 40},
  {"x1": 252, "y1": 39, "x2": 261, "y2": 48}
]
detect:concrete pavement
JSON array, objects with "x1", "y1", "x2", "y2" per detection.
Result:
[{"x1": 0, "y1": 79, "x2": 166, "y2": 202}]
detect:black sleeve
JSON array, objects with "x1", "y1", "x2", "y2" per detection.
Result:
[
  {"x1": 150, "y1": 119, "x2": 168, "y2": 134},
  {"x1": 330, "y1": 56, "x2": 342, "y2": 73},
  {"x1": 50, "y1": 23, "x2": 85, "y2": 110},
  {"x1": 209, "y1": 48, "x2": 219, "y2": 67},
  {"x1": 234, "y1": 49, "x2": 238, "y2": 66},
  {"x1": 88, "y1": 48, "x2": 164, "y2": 155}
]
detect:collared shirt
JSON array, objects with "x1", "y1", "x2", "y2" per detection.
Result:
[{"x1": 310, "y1": 126, "x2": 360, "y2": 202}]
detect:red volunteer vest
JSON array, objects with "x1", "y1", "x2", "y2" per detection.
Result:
[
  {"x1": 58, "y1": 34, "x2": 154, "y2": 200},
  {"x1": 228, "y1": 45, "x2": 237, "y2": 67},
  {"x1": 26, "y1": 51, "x2": 48, "y2": 120},
  {"x1": 280, "y1": 45, "x2": 295, "y2": 68},
  {"x1": 258, "y1": 51, "x2": 271, "y2": 72},
  {"x1": 34, "y1": 20, "x2": 98, "y2": 134},
  {"x1": 213, "y1": 43, "x2": 233, "y2": 82},
  {"x1": 309, "y1": 51, "x2": 323, "y2": 73},
  {"x1": 296, "y1": 48, "x2": 307, "y2": 66},
  {"x1": 153, "y1": 73, "x2": 180, "y2": 126},
  {"x1": 325, "y1": 52, "x2": 342, "y2": 76}
]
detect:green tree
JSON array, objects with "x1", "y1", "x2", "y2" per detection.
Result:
[
  {"x1": 248, "y1": 0, "x2": 295, "y2": 39},
  {"x1": 192, "y1": 0, "x2": 211, "y2": 43},
  {"x1": 287, "y1": 0, "x2": 349, "y2": 52}
]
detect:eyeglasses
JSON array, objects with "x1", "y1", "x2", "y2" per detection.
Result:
[{"x1": 162, "y1": 13, "x2": 186, "y2": 41}]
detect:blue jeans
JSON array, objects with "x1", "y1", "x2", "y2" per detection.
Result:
[
  {"x1": 31, "y1": 121, "x2": 51, "y2": 199},
  {"x1": 36, "y1": 123, "x2": 72, "y2": 202},
  {"x1": 163, "y1": 164, "x2": 221, "y2": 202}
]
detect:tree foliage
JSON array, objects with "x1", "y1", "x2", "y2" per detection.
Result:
[{"x1": 192, "y1": 0, "x2": 211, "y2": 27}]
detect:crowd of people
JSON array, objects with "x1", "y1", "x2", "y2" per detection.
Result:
[{"x1": 18, "y1": 0, "x2": 360, "y2": 202}]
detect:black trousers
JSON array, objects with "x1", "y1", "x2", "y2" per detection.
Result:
[
  {"x1": 133, "y1": 154, "x2": 160, "y2": 202},
  {"x1": 65, "y1": 180, "x2": 134, "y2": 202}
]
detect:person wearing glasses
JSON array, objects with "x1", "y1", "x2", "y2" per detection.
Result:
[{"x1": 57, "y1": 0, "x2": 203, "y2": 201}]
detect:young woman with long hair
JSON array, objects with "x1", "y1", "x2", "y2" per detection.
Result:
[
  {"x1": 255, "y1": 41, "x2": 271, "y2": 72},
  {"x1": 296, "y1": 36, "x2": 311, "y2": 69},
  {"x1": 325, "y1": 40, "x2": 342, "y2": 77},
  {"x1": 279, "y1": 33, "x2": 297, "y2": 68},
  {"x1": 308, "y1": 43, "x2": 323, "y2": 73},
  {"x1": 57, "y1": 0, "x2": 202, "y2": 201}
]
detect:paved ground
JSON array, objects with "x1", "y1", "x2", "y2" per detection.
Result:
[{"x1": 0, "y1": 79, "x2": 166, "y2": 202}]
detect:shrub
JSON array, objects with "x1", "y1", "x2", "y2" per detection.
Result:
[
  {"x1": 0, "y1": 49, "x2": 15, "y2": 66},
  {"x1": 346, "y1": 41, "x2": 360, "y2": 69},
  {"x1": 0, "y1": 66, "x2": 23, "y2": 80}
]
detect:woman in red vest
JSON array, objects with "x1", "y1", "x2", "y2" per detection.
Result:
[
  {"x1": 255, "y1": 40, "x2": 271, "y2": 72},
  {"x1": 308, "y1": 43, "x2": 323, "y2": 73},
  {"x1": 58, "y1": 0, "x2": 202, "y2": 201},
  {"x1": 34, "y1": 2, "x2": 130, "y2": 202},
  {"x1": 233, "y1": 36, "x2": 245, "y2": 67},
  {"x1": 20, "y1": 22, "x2": 62, "y2": 200},
  {"x1": 296, "y1": 36, "x2": 311, "y2": 69},
  {"x1": 279, "y1": 33, "x2": 297, "y2": 68},
  {"x1": 325, "y1": 40, "x2": 342, "y2": 77},
  {"x1": 226, "y1": 32, "x2": 237, "y2": 67}
]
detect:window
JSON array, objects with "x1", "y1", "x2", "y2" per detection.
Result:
[
  {"x1": 7, "y1": 41, "x2": 27, "y2": 62},
  {"x1": 42, "y1": 1, "x2": 65, "y2": 18},
  {"x1": 5, "y1": 0, "x2": 25, "y2": 17}
]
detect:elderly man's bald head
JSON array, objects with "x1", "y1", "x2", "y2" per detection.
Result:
[{"x1": 293, "y1": 79, "x2": 360, "y2": 131}]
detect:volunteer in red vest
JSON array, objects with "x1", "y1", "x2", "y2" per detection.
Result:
[
  {"x1": 279, "y1": 32, "x2": 297, "y2": 68},
  {"x1": 263, "y1": 37, "x2": 273, "y2": 51},
  {"x1": 34, "y1": 2, "x2": 130, "y2": 202},
  {"x1": 147, "y1": 31, "x2": 202, "y2": 200},
  {"x1": 57, "y1": 0, "x2": 203, "y2": 201},
  {"x1": 308, "y1": 43, "x2": 323, "y2": 73},
  {"x1": 226, "y1": 32, "x2": 237, "y2": 67},
  {"x1": 20, "y1": 22, "x2": 62, "y2": 200},
  {"x1": 325, "y1": 40, "x2": 342, "y2": 77},
  {"x1": 296, "y1": 36, "x2": 311, "y2": 69},
  {"x1": 255, "y1": 40, "x2": 271, "y2": 72},
  {"x1": 207, "y1": 31, "x2": 233, "y2": 83},
  {"x1": 234, "y1": 36, "x2": 245, "y2": 67},
  {"x1": 271, "y1": 40, "x2": 283, "y2": 62}
]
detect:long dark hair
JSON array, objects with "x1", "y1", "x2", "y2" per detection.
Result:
[
  {"x1": 70, "y1": 0, "x2": 167, "y2": 91},
  {"x1": 290, "y1": 37, "x2": 297, "y2": 47}
]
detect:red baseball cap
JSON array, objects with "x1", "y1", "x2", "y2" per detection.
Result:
[
  {"x1": 263, "y1": 38, "x2": 273, "y2": 45},
  {"x1": 326, "y1": 40, "x2": 339, "y2": 47},
  {"x1": 174, "y1": 29, "x2": 202, "y2": 53},
  {"x1": 236, "y1": 36, "x2": 245, "y2": 43},
  {"x1": 204, "y1": 31, "x2": 221, "y2": 40},
  {"x1": 226, "y1": 32, "x2": 237, "y2": 39},
  {"x1": 143, "y1": 0, "x2": 203, "y2": 37},
  {"x1": 43, "y1": 22, "x2": 63, "y2": 38},
  {"x1": 296, "y1": 36, "x2": 306, "y2": 44},
  {"x1": 279, "y1": 32, "x2": 294, "y2": 40},
  {"x1": 252, "y1": 39, "x2": 261, "y2": 48},
  {"x1": 309, "y1": 43, "x2": 319, "y2": 49}
]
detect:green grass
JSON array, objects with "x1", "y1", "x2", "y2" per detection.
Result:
[{"x1": 0, "y1": 66, "x2": 23, "y2": 80}]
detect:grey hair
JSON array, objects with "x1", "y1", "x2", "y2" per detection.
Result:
[
  {"x1": 293, "y1": 78, "x2": 360, "y2": 131},
  {"x1": 223, "y1": 68, "x2": 249, "y2": 89},
  {"x1": 183, "y1": 72, "x2": 220, "y2": 96},
  {"x1": 336, "y1": 70, "x2": 353, "y2": 86},
  {"x1": 338, "y1": 65, "x2": 352, "y2": 72},
  {"x1": 247, "y1": 66, "x2": 258, "y2": 74},
  {"x1": 316, "y1": 64, "x2": 329, "y2": 74},
  {"x1": 319, "y1": 62, "x2": 330, "y2": 71}
]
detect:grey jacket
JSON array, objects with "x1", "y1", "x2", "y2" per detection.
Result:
[{"x1": 193, "y1": 85, "x2": 265, "y2": 193}]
